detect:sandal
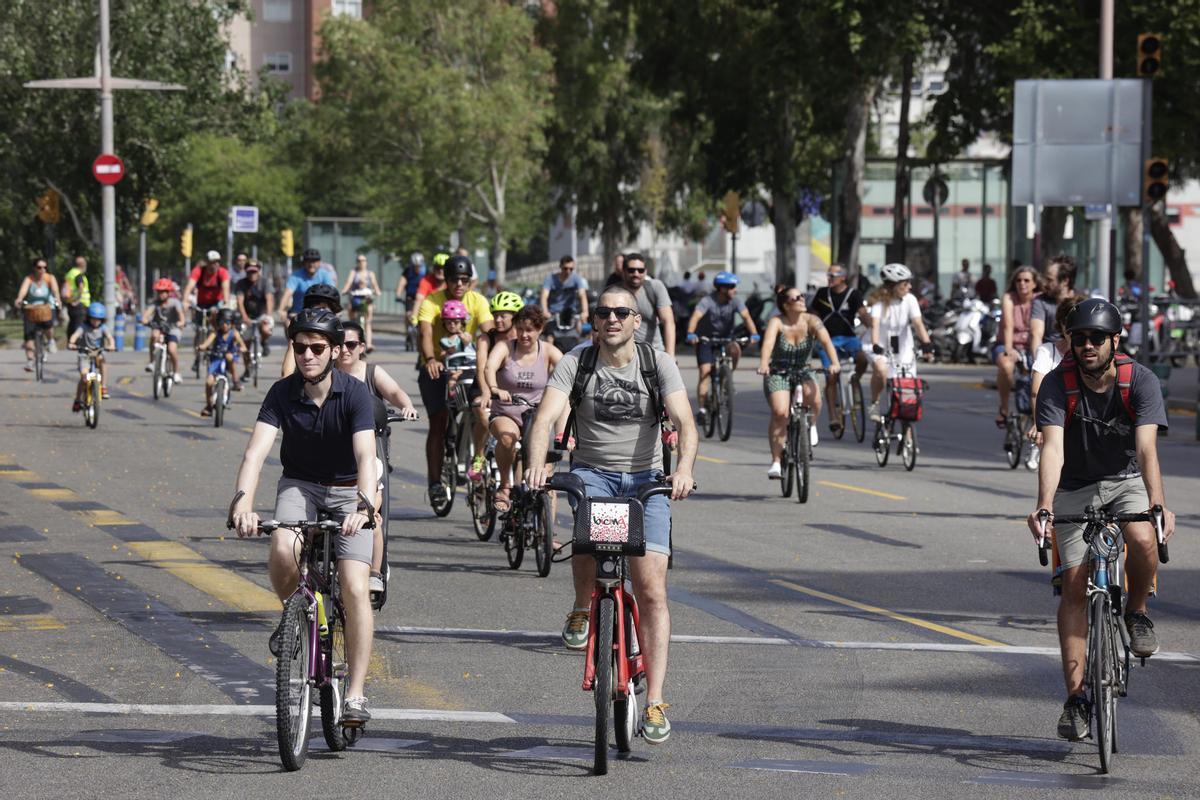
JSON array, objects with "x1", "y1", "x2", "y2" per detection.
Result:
[
  {"x1": 994, "y1": 411, "x2": 1009, "y2": 429},
  {"x1": 829, "y1": 420, "x2": 843, "y2": 436},
  {"x1": 493, "y1": 487, "x2": 511, "y2": 513},
  {"x1": 200, "y1": 405, "x2": 213, "y2": 417}
]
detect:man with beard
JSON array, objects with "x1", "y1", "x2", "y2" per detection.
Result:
[{"x1": 621, "y1": 253, "x2": 675, "y2": 356}]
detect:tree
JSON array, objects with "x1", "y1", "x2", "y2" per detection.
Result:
[
  {"x1": 0, "y1": 0, "x2": 249, "y2": 295},
  {"x1": 314, "y1": 0, "x2": 552, "y2": 282}
]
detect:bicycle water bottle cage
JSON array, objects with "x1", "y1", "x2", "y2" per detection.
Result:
[{"x1": 573, "y1": 496, "x2": 646, "y2": 557}]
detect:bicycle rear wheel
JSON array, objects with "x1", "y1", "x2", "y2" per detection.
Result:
[
  {"x1": 703, "y1": 383, "x2": 718, "y2": 438},
  {"x1": 214, "y1": 377, "x2": 226, "y2": 428},
  {"x1": 275, "y1": 594, "x2": 312, "y2": 771},
  {"x1": 901, "y1": 423, "x2": 917, "y2": 471},
  {"x1": 717, "y1": 364, "x2": 734, "y2": 441},
  {"x1": 320, "y1": 604, "x2": 349, "y2": 751},
  {"x1": 504, "y1": 514, "x2": 525, "y2": 570},
  {"x1": 34, "y1": 334, "x2": 45, "y2": 382},
  {"x1": 831, "y1": 375, "x2": 846, "y2": 440},
  {"x1": 533, "y1": 494, "x2": 553, "y2": 577},
  {"x1": 1091, "y1": 596, "x2": 1116, "y2": 773},
  {"x1": 1004, "y1": 419, "x2": 1021, "y2": 468},
  {"x1": 593, "y1": 596, "x2": 614, "y2": 775},
  {"x1": 432, "y1": 418, "x2": 457, "y2": 517},
  {"x1": 850, "y1": 377, "x2": 866, "y2": 443},
  {"x1": 873, "y1": 421, "x2": 889, "y2": 466}
]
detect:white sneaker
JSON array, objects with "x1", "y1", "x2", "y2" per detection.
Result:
[
  {"x1": 809, "y1": 426, "x2": 819, "y2": 448},
  {"x1": 24, "y1": 361, "x2": 34, "y2": 373},
  {"x1": 173, "y1": 373, "x2": 183, "y2": 383},
  {"x1": 144, "y1": 363, "x2": 154, "y2": 373},
  {"x1": 47, "y1": 338, "x2": 57, "y2": 354},
  {"x1": 767, "y1": 462, "x2": 782, "y2": 480},
  {"x1": 868, "y1": 401, "x2": 882, "y2": 422}
]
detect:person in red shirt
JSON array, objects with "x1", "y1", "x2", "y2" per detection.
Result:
[
  {"x1": 975, "y1": 263, "x2": 998, "y2": 305},
  {"x1": 409, "y1": 255, "x2": 446, "y2": 327},
  {"x1": 182, "y1": 254, "x2": 231, "y2": 329}
]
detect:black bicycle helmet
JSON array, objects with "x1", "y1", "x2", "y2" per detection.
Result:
[
  {"x1": 301, "y1": 247, "x2": 321, "y2": 262},
  {"x1": 302, "y1": 283, "x2": 342, "y2": 313},
  {"x1": 288, "y1": 308, "x2": 344, "y2": 345},
  {"x1": 1065, "y1": 298, "x2": 1122, "y2": 335},
  {"x1": 216, "y1": 308, "x2": 234, "y2": 325},
  {"x1": 445, "y1": 254, "x2": 473, "y2": 280}
]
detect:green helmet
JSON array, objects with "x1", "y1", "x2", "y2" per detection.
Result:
[
  {"x1": 431, "y1": 251, "x2": 451, "y2": 268},
  {"x1": 490, "y1": 291, "x2": 524, "y2": 313}
]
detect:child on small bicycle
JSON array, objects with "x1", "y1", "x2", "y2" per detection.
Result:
[
  {"x1": 68, "y1": 302, "x2": 114, "y2": 410},
  {"x1": 200, "y1": 309, "x2": 247, "y2": 416},
  {"x1": 142, "y1": 278, "x2": 185, "y2": 383},
  {"x1": 438, "y1": 299, "x2": 475, "y2": 401}
]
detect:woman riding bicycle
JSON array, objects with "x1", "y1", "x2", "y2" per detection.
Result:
[
  {"x1": 340, "y1": 254, "x2": 382, "y2": 352},
  {"x1": 757, "y1": 288, "x2": 839, "y2": 480},
  {"x1": 14, "y1": 257, "x2": 62, "y2": 372},
  {"x1": 468, "y1": 291, "x2": 524, "y2": 482},
  {"x1": 481, "y1": 305, "x2": 562, "y2": 512},
  {"x1": 994, "y1": 264, "x2": 1039, "y2": 428},
  {"x1": 866, "y1": 263, "x2": 935, "y2": 420}
]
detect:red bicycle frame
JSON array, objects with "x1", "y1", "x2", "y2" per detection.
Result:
[{"x1": 582, "y1": 583, "x2": 644, "y2": 693}]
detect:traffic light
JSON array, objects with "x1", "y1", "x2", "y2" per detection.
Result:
[
  {"x1": 140, "y1": 198, "x2": 159, "y2": 227},
  {"x1": 721, "y1": 191, "x2": 740, "y2": 234},
  {"x1": 281, "y1": 228, "x2": 294, "y2": 257},
  {"x1": 1137, "y1": 34, "x2": 1162, "y2": 77},
  {"x1": 180, "y1": 225, "x2": 193, "y2": 257},
  {"x1": 35, "y1": 189, "x2": 60, "y2": 224},
  {"x1": 1144, "y1": 159, "x2": 1169, "y2": 204}
]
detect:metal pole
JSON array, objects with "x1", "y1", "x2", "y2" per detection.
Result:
[
  {"x1": 932, "y1": 165, "x2": 940, "y2": 296},
  {"x1": 981, "y1": 164, "x2": 988, "y2": 269},
  {"x1": 99, "y1": 0, "x2": 117, "y2": 323},
  {"x1": 730, "y1": 232, "x2": 738, "y2": 274},
  {"x1": 1098, "y1": 0, "x2": 1114, "y2": 295},
  {"x1": 138, "y1": 225, "x2": 146, "y2": 308},
  {"x1": 1138, "y1": 78, "x2": 1153, "y2": 365}
]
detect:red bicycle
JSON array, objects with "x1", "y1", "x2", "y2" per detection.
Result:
[{"x1": 544, "y1": 473, "x2": 681, "y2": 776}]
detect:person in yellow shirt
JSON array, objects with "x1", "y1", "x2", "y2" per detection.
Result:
[{"x1": 417, "y1": 255, "x2": 493, "y2": 509}]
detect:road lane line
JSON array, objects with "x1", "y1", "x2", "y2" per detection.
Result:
[
  {"x1": 126, "y1": 541, "x2": 280, "y2": 613},
  {"x1": 0, "y1": 614, "x2": 66, "y2": 632},
  {"x1": 26, "y1": 487, "x2": 78, "y2": 501},
  {"x1": 770, "y1": 579, "x2": 1005, "y2": 647},
  {"x1": 697, "y1": 455, "x2": 730, "y2": 464},
  {"x1": 78, "y1": 509, "x2": 138, "y2": 526},
  {"x1": 817, "y1": 480, "x2": 905, "y2": 501}
]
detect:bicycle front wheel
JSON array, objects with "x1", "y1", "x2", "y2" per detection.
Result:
[
  {"x1": 319, "y1": 604, "x2": 348, "y2": 751},
  {"x1": 276, "y1": 593, "x2": 313, "y2": 771},
  {"x1": 850, "y1": 377, "x2": 866, "y2": 442},
  {"x1": 593, "y1": 596, "x2": 614, "y2": 776},
  {"x1": 703, "y1": 385, "x2": 718, "y2": 438},
  {"x1": 717, "y1": 364, "x2": 734, "y2": 441},
  {"x1": 873, "y1": 421, "x2": 889, "y2": 467},
  {"x1": 533, "y1": 494, "x2": 553, "y2": 578},
  {"x1": 34, "y1": 334, "x2": 45, "y2": 382},
  {"x1": 831, "y1": 374, "x2": 846, "y2": 440},
  {"x1": 432, "y1": 420, "x2": 457, "y2": 517},
  {"x1": 781, "y1": 422, "x2": 796, "y2": 498},
  {"x1": 1004, "y1": 419, "x2": 1021, "y2": 468},
  {"x1": 85, "y1": 379, "x2": 100, "y2": 429},
  {"x1": 214, "y1": 378, "x2": 226, "y2": 428},
  {"x1": 797, "y1": 414, "x2": 810, "y2": 504},
  {"x1": 1091, "y1": 595, "x2": 1116, "y2": 773},
  {"x1": 152, "y1": 355, "x2": 162, "y2": 400}
]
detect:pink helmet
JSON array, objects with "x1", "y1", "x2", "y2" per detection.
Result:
[{"x1": 441, "y1": 299, "x2": 469, "y2": 320}]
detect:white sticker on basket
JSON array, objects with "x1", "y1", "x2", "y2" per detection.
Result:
[{"x1": 589, "y1": 502, "x2": 630, "y2": 544}]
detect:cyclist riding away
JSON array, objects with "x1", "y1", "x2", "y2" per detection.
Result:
[
  {"x1": 758, "y1": 289, "x2": 839, "y2": 478},
  {"x1": 994, "y1": 265, "x2": 1039, "y2": 428},
  {"x1": 235, "y1": 259, "x2": 274, "y2": 360},
  {"x1": 468, "y1": 291, "x2": 524, "y2": 481},
  {"x1": 68, "y1": 302, "x2": 114, "y2": 410},
  {"x1": 867, "y1": 263, "x2": 935, "y2": 420},
  {"x1": 482, "y1": 305, "x2": 562, "y2": 513},
  {"x1": 143, "y1": 278, "x2": 185, "y2": 383},
  {"x1": 417, "y1": 255, "x2": 494, "y2": 506},
  {"x1": 684, "y1": 271, "x2": 760, "y2": 428},
  {"x1": 810, "y1": 264, "x2": 875, "y2": 436},
  {"x1": 182, "y1": 253, "x2": 231, "y2": 327},
  {"x1": 524, "y1": 284, "x2": 698, "y2": 745},
  {"x1": 280, "y1": 249, "x2": 336, "y2": 322},
  {"x1": 14, "y1": 257, "x2": 61, "y2": 372},
  {"x1": 540, "y1": 255, "x2": 589, "y2": 346},
  {"x1": 230, "y1": 309, "x2": 378, "y2": 726},
  {"x1": 1026, "y1": 298, "x2": 1175, "y2": 741}
]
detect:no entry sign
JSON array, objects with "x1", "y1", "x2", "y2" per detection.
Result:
[{"x1": 92, "y1": 154, "x2": 125, "y2": 185}]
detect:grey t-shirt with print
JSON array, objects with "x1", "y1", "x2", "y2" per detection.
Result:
[
  {"x1": 695, "y1": 292, "x2": 748, "y2": 337},
  {"x1": 548, "y1": 345, "x2": 685, "y2": 473},
  {"x1": 629, "y1": 278, "x2": 672, "y2": 349}
]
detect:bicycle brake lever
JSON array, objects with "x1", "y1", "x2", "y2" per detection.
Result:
[
  {"x1": 1152, "y1": 504, "x2": 1169, "y2": 564},
  {"x1": 1036, "y1": 509, "x2": 1051, "y2": 566},
  {"x1": 226, "y1": 489, "x2": 245, "y2": 530}
]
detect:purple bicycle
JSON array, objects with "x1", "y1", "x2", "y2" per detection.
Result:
[{"x1": 227, "y1": 490, "x2": 375, "y2": 771}]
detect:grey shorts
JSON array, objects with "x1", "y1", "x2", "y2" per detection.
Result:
[
  {"x1": 274, "y1": 478, "x2": 373, "y2": 565},
  {"x1": 1053, "y1": 478, "x2": 1150, "y2": 569}
]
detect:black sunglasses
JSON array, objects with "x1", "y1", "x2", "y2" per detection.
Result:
[
  {"x1": 292, "y1": 341, "x2": 330, "y2": 356},
  {"x1": 624, "y1": 266, "x2": 646, "y2": 274},
  {"x1": 594, "y1": 306, "x2": 636, "y2": 321},
  {"x1": 343, "y1": 340, "x2": 361, "y2": 350},
  {"x1": 1071, "y1": 331, "x2": 1110, "y2": 347}
]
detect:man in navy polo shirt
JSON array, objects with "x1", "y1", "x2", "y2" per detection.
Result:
[{"x1": 230, "y1": 308, "x2": 379, "y2": 726}]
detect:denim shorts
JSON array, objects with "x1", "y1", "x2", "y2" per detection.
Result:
[
  {"x1": 571, "y1": 464, "x2": 671, "y2": 556},
  {"x1": 817, "y1": 335, "x2": 862, "y2": 368}
]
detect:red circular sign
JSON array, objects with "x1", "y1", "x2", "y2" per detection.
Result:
[{"x1": 92, "y1": 154, "x2": 125, "y2": 186}]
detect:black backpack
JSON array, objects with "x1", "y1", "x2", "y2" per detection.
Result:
[{"x1": 563, "y1": 342, "x2": 664, "y2": 442}]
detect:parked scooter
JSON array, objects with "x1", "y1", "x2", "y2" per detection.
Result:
[{"x1": 953, "y1": 298, "x2": 998, "y2": 364}]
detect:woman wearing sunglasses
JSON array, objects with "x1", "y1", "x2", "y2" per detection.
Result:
[
  {"x1": 757, "y1": 289, "x2": 839, "y2": 479},
  {"x1": 14, "y1": 257, "x2": 62, "y2": 372},
  {"x1": 994, "y1": 265, "x2": 1040, "y2": 427}
]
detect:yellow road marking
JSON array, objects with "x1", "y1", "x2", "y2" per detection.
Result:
[
  {"x1": 0, "y1": 614, "x2": 66, "y2": 632},
  {"x1": 181, "y1": 408, "x2": 204, "y2": 419},
  {"x1": 817, "y1": 480, "x2": 905, "y2": 501},
  {"x1": 771, "y1": 579, "x2": 1004, "y2": 648},
  {"x1": 127, "y1": 541, "x2": 280, "y2": 613},
  {"x1": 697, "y1": 455, "x2": 730, "y2": 464},
  {"x1": 241, "y1": 427, "x2": 255, "y2": 434},
  {"x1": 27, "y1": 488, "x2": 78, "y2": 501},
  {"x1": 78, "y1": 509, "x2": 137, "y2": 526},
  {"x1": 117, "y1": 376, "x2": 133, "y2": 386},
  {"x1": 0, "y1": 467, "x2": 39, "y2": 479}
]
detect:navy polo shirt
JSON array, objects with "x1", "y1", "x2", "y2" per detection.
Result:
[{"x1": 257, "y1": 370, "x2": 376, "y2": 483}]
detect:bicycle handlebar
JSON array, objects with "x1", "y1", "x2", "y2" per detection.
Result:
[
  {"x1": 225, "y1": 488, "x2": 376, "y2": 531},
  {"x1": 1035, "y1": 505, "x2": 1167, "y2": 565},
  {"x1": 697, "y1": 335, "x2": 751, "y2": 345},
  {"x1": 542, "y1": 474, "x2": 696, "y2": 507},
  {"x1": 386, "y1": 408, "x2": 419, "y2": 424}
]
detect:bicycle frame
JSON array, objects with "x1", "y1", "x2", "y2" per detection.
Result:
[{"x1": 582, "y1": 557, "x2": 643, "y2": 695}]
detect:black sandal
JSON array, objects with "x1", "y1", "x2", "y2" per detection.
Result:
[{"x1": 994, "y1": 411, "x2": 1009, "y2": 429}]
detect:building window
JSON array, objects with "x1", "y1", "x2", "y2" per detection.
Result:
[
  {"x1": 264, "y1": 52, "x2": 293, "y2": 74},
  {"x1": 331, "y1": 0, "x2": 362, "y2": 17},
  {"x1": 263, "y1": 0, "x2": 292, "y2": 22}
]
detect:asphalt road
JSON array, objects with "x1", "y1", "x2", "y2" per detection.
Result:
[{"x1": 0, "y1": 331, "x2": 1197, "y2": 799}]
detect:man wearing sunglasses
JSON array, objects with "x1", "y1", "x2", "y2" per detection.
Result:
[
  {"x1": 416, "y1": 255, "x2": 494, "y2": 505},
  {"x1": 1028, "y1": 297, "x2": 1175, "y2": 742},
  {"x1": 525, "y1": 285, "x2": 697, "y2": 745},
  {"x1": 620, "y1": 253, "x2": 675, "y2": 356},
  {"x1": 230, "y1": 308, "x2": 379, "y2": 727}
]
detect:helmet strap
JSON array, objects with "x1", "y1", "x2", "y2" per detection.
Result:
[{"x1": 301, "y1": 357, "x2": 336, "y2": 386}]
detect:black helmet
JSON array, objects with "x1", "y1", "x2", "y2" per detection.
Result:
[
  {"x1": 301, "y1": 248, "x2": 321, "y2": 262},
  {"x1": 302, "y1": 283, "x2": 342, "y2": 312},
  {"x1": 216, "y1": 308, "x2": 234, "y2": 325},
  {"x1": 1065, "y1": 298, "x2": 1122, "y2": 335},
  {"x1": 288, "y1": 308, "x2": 344, "y2": 345},
  {"x1": 445, "y1": 254, "x2": 473, "y2": 280}
]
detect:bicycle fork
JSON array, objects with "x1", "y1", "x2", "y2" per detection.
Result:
[{"x1": 582, "y1": 583, "x2": 644, "y2": 694}]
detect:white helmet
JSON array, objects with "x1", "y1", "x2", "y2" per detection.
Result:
[
  {"x1": 206, "y1": 250, "x2": 222, "y2": 262},
  {"x1": 881, "y1": 263, "x2": 913, "y2": 283}
]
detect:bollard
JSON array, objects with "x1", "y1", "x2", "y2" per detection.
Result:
[
  {"x1": 113, "y1": 312, "x2": 126, "y2": 351},
  {"x1": 134, "y1": 322, "x2": 148, "y2": 352}
]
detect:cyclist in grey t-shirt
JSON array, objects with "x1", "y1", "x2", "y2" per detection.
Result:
[{"x1": 620, "y1": 253, "x2": 675, "y2": 355}]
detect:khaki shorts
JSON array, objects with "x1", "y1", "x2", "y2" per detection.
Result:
[
  {"x1": 274, "y1": 478, "x2": 373, "y2": 565},
  {"x1": 1053, "y1": 478, "x2": 1149, "y2": 569}
]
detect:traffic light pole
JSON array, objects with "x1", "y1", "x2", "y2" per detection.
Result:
[
  {"x1": 1138, "y1": 78, "x2": 1153, "y2": 365},
  {"x1": 138, "y1": 225, "x2": 147, "y2": 309}
]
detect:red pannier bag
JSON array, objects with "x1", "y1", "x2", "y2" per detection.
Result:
[{"x1": 888, "y1": 376, "x2": 926, "y2": 422}]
